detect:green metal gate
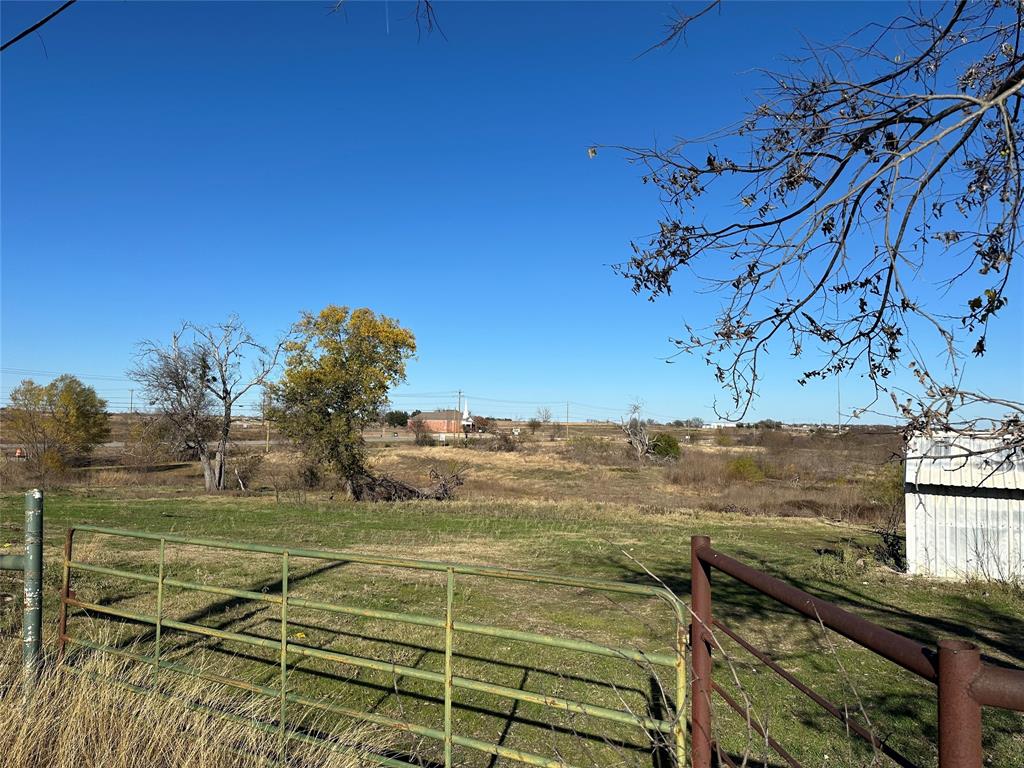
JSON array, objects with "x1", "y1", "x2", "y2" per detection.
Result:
[{"x1": 57, "y1": 525, "x2": 687, "y2": 768}]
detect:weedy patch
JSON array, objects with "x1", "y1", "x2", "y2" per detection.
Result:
[{"x1": 0, "y1": 646, "x2": 391, "y2": 768}]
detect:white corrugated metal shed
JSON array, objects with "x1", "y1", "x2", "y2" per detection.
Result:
[{"x1": 905, "y1": 434, "x2": 1023, "y2": 581}]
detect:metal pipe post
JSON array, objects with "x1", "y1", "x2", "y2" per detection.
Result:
[
  {"x1": 674, "y1": 606, "x2": 687, "y2": 767},
  {"x1": 444, "y1": 568, "x2": 455, "y2": 768},
  {"x1": 690, "y1": 535, "x2": 713, "y2": 768},
  {"x1": 279, "y1": 551, "x2": 290, "y2": 762},
  {"x1": 937, "y1": 639, "x2": 982, "y2": 768},
  {"x1": 23, "y1": 489, "x2": 43, "y2": 681},
  {"x1": 154, "y1": 538, "x2": 166, "y2": 686},
  {"x1": 57, "y1": 527, "x2": 74, "y2": 658}
]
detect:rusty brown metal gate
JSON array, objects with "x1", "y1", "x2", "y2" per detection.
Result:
[{"x1": 689, "y1": 535, "x2": 1024, "y2": 768}]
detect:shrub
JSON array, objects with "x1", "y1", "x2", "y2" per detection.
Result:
[
  {"x1": 866, "y1": 462, "x2": 906, "y2": 568},
  {"x1": 727, "y1": 456, "x2": 765, "y2": 482},
  {"x1": 409, "y1": 419, "x2": 435, "y2": 446},
  {"x1": 713, "y1": 429, "x2": 735, "y2": 447},
  {"x1": 665, "y1": 451, "x2": 729, "y2": 489},
  {"x1": 230, "y1": 452, "x2": 264, "y2": 491},
  {"x1": 299, "y1": 460, "x2": 322, "y2": 489},
  {"x1": 756, "y1": 429, "x2": 794, "y2": 451},
  {"x1": 564, "y1": 435, "x2": 627, "y2": 466},
  {"x1": 809, "y1": 546, "x2": 867, "y2": 580},
  {"x1": 651, "y1": 432, "x2": 681, "y2": 459},
  {"x1": 489, "y1": 430, "x2": 518, "y2": 452}
]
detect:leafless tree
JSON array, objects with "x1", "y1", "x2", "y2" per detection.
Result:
[
  {"x1": 131, "y1": 316, "x2": 285, "y2": 492},
  {"x1": 617, "y1": 0, "x2": 1023, "y2": 457},
  {"x1": 536, "y1": 406, "x2": 553, "y2": 424},
  {"x1": 621, "y1": 403, "x2": 653, "y2": 462},
  {"x1": 409, "y1": 416, "x2": 433, "y2": 446}
]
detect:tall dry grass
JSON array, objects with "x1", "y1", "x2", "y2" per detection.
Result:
[{"x1": 1, "y1": 646, "x2": 390, "y2": 768}]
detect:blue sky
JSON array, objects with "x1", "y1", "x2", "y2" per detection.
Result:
[{"x1": 2, "y1": 1, "x2": 1021, "y2": 423}]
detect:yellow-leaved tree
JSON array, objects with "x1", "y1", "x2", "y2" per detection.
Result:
[
  {"x1": 269, "y1": 306, "x2": 416, "y2": 496},
  {"x1": 7, "y1": 375, "x2": 110, "y2": 485}
]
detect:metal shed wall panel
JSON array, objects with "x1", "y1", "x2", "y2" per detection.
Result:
[
  {"x1": 905, "y1": 435, "x2": 1020, "y2": 490},
  {"x1": 905, "y1": 434, "x2": 1023, "y2": 580},
  {"x1": 905, "y1": 492, "x2": 1024, "y2": 579}
]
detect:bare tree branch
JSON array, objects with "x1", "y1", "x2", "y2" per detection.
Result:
[
  {"x1": 1, "y1": 0, "x2": 77, "y2": 53},
  {"x1": 616, "y1": 0, "x2": 1023, "y2": 456}
]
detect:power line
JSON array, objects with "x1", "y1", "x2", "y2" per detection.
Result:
[
  {"x1": 0, "y1": 367, "x2": 687, "y2": 421},
  {"x1": 1, "y1": 367, "x2": 133, "y2": 382}
]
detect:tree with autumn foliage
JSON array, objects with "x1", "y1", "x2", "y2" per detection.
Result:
[
  {"x1": 7, "y1": 375, "x2": 110, "y2": 483},
  {"x1": 269, "y1": 306, "x2": 416, "y2": 494}
]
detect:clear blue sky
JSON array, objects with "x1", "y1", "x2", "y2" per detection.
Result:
[{"x1": 2, "y1": 1, "x2": 1021, "y2": 423}]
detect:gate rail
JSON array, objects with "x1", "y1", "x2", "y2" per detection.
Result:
[
  {"x1": 689, "y1": 535, "x2": 1024, "y2": 768},
  {"x1": 58, "y1": 525, "x2": 687, "y2": 768}
]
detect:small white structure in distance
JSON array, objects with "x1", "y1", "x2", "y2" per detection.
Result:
[{"x1": 905, "y1": 433, "x2": 1022, "y2": 581}]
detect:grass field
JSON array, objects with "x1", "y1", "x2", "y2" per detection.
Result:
[{"x1": 2, "y1": 438, "x2": 1022, "y2": 768}]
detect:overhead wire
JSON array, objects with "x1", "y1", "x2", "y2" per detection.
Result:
[{"x1": 1, "y1": 367, "x2": 685, "y2": 421}]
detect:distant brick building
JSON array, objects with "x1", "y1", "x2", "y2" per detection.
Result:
[{"x1": 410, "y1": 410, "x2": 462, "y2": 434}]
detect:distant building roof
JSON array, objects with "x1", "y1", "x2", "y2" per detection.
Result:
[{"x1": 412, "y1": 410, "x2": 461, "y2": 420}]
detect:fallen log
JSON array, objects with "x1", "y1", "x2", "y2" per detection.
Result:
[{"x1": 348, "y1": 466, "x2": 464, "y2": 502}]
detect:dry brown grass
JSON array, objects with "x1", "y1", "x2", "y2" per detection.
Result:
[
  {"x1": 246, "y1": 431, "x2": 903, "y2": 523},
  {"x1": 1, "y1": 647, "x2": 390, "y2": 768}
]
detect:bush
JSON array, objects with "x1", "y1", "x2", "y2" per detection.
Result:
[
  {"x1": 809, "y1": 546, "x2": 867, "y2": 580},
  {"x1": 650, "y1": 432, "x2": 681, "y2": 459},
  {"x1": 866, "y1": 463, "x2": 906, "y2": 568},
  {"x1": 489, "y1": 430, "x2": 518, "y2": 452},
  {"x1": 713, "y1": 429, "x2": 735, "y2": 447},
  {"x1": 756, "y1": 429, "x2": 794, "y2": 451},
  {"x1": 230, "y1": 452, "x2": 264, "y2": 491},
  {"x1": 299, "y1": 460, "x2": 322, "y2": 489},
  {"x1": 665, "y1": 451, "x2": 729, "y2": 489},
  {"x1": 564, "y1": 435, "x2": 627, "y2": 466},
  {"x1": 727, "y1": 456, "x2": 765, "y2": 482},
  {"x1": 409, "y1": 419, "x2": 435, "y2": 446}
]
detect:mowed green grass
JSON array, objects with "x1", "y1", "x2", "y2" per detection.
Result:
[{"x1": 1, "y1": 489, "x2": 1022, "y2": 768}]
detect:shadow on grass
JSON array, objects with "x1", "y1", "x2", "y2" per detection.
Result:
[
  {"x1": 66, "y1": 560, "x2": 674, "y2": 766},
  {"x1": 605, "y1": 543, "x2": 1024, "y2": 767}
]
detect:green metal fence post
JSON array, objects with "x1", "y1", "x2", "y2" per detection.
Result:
[
  {"x1": 57, "y1": 527, "x2": 74, "y2": 658},
  {"x1": 674, "y1": 600, "x2": 687, "y2": 767},
  {"x1": 444, "y1": 568, "x2": 455, "y2": 768},
  {"x1": 154, "y1": 538, "x2": 166, "y2": 686},
  {"x1": 279, "y1": 550, "x2": 290, "y2": 762},
  {"x1": 23, "y1": 489, "x2": 43, "y2": 684}
]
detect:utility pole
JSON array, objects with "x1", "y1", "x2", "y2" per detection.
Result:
[
  {"x1": 457, "y1": 390, "x2": 463, "y2": 436},
  {"x1": 565, "y1": 401, "x2": 570, "y2": 439},
  {"x1": 129, "y1": 389, "x2": 134, "y2": 415}
]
